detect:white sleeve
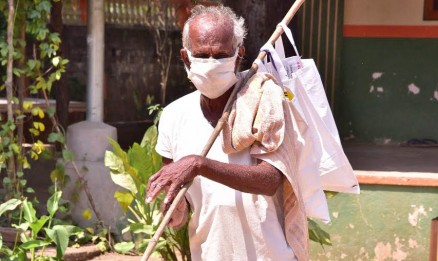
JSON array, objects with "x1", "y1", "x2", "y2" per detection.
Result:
[{"x1": 155, "y1": 108, "x2": 173, "y2": 159}]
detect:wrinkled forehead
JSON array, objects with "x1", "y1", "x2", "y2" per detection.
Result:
[{"x1": 189, "y1": 14, "x2": 234, "y2": 48}]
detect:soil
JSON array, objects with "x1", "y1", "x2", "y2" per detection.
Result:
[
  {"x1": 20, "y1": 244, "x2": 163, "y2": 261},
  {"x1": 83, "y1": 250, "x2": 164, "y2": 261},
  {"x1": 88, "y1": 252, "x2": 159, "y2": 261}
]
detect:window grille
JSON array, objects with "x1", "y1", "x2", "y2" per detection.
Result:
[{"x1": 62, "y1": 0, "x2": 179, "y2": 30}]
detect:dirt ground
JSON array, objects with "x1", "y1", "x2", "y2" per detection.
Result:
[
  {"x1": 88, "y1": 252, "x2": 148, "y2": 261},
  {"x1": 88, "y1": 251, "x2": 164, "y2": 261},
  {"x1": 27, "y1": 245, "x2": 163, "y2": 261}
]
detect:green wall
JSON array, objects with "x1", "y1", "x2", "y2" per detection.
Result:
[
  {"x1": 310, "y1": 185, "x2": 438, "y2": 260},
  {"x1": 336, "y1": 38, "x2": 438, "y2": 144}
]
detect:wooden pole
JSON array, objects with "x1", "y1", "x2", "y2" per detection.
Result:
[
  {"x1": 141, "y1": 1, "x2": 306, "y2": 260},
  {"x1": 430, "y1": 217, "x2": 438, "y2": 261}
]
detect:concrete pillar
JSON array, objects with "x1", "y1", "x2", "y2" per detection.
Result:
[
  {"x1": 86, "y1": 0, "x2": 105, "y2": 122},
  {"x1": 63, "y1": 0, "x2": 122, "y2": 232},
  {"x1": 63, "y1": 121, "x2": 125, "y2": 232}
]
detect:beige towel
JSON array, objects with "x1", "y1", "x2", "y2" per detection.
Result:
[{"x1": 222, "y1": 72, "x2": 309, "y2": 261}]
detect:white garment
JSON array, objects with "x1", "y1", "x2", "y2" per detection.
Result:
[{"x1": 156, "y1": 91, "x2": 297, "y2": 261}]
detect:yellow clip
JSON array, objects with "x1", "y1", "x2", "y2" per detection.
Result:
[{"x1": 284, "y1": 90, "x2": 294, "y2": 101}]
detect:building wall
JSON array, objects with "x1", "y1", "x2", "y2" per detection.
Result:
[
  {"x1": 336, "y1": 0, "x2": 438, "y2": 144},
  {"x1": 64, "y1": 25, "x2": 192, "y2": 148},
  {"x1": 310, "y1": 185, "x2": 438, "y2": 260}
]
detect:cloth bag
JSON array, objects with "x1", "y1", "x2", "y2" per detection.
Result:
[{"x1": 257, "y1": 23, "x2": 360, "y2": 222}]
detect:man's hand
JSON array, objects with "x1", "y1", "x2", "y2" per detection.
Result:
[{"x1": 146, "y1": 155, "x2": 201, "y2": 213}]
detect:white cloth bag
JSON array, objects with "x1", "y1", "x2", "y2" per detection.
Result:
[{"x1": 258, "y1": 23, "x2": 360, "y2": 222}]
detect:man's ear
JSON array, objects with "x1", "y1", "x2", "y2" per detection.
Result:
[
  {"x1": 180, "y1": 48, "x2": 190, "y2": 69},
  {"x1": 235, "y1": 46, "x2": 245, "y2": 72},
  {"x1": 238, "y1": 46, "x2": 245, "y2": 59}
]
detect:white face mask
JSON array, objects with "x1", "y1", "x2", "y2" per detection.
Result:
[{"x1": 185, "y1": 49, "x2": 239, "y2": 99}]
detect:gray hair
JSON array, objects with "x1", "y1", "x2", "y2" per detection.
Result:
[{"x1": 182, "y1": 5, "x2": 247, "y2": 51}]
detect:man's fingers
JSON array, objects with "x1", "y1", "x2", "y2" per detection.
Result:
[
  {"x1": 146, "y1": 182, "x2": 164, "y2": 203},
  {"x1": 146, "y1": 173, "x2": 159, "y2": 191},
  {"x1": 163, "y1": 183, "x2": 182, "y2": 206}
]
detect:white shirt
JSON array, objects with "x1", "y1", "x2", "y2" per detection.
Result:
[{"x1": 155, "y1": 91, "x2": 296, "y2": 261}]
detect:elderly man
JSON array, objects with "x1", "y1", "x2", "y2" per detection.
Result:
[{"x1": 146, "y1": 5, "x2": 307, "y2": 261}]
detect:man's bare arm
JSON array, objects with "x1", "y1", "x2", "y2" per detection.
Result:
[{"x1": 147, "y1": 155, "x2": 283, "y2": 213}]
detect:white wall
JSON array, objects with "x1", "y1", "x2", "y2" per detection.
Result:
[{"x1": 344, "y1": 0, "x2": 438, "y2": 25}]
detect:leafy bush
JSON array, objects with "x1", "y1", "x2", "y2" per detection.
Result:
[{"x1": 105, "y1": 124, "x2": 190, "y2": 260}]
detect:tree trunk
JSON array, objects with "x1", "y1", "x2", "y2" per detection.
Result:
[
  {"x1": 17, "y1": 11, "x2": 26, "y2": 174},
  {"x1": 50, "y1": 0, "x2": 69, "y2": 132},
  {"x1": 6, "y1": 0, "x2": 16, "y2": 183}
]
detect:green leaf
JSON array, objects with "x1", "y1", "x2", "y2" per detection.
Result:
[
  {"x1": 28, "y1": 10, "x2": 41, "y2": 19},
  {"x1": 52, "y1": 56, "x2": 60, "y2": 66},
  {"x1": 96, "y1": 241, "x2": 109, "y2": 252},
  {"x1": 49, "y1": 33, "x2": 61, "y2": 44},
  {"x1": 63, "y1": 225, "x2": 82, "y2": 236},
  {"x1": 130, "y1": 223, "x2": 155, "y2": 234},
  {"x1": 324, "y1": 191, "x2": 339, "y2": 199},
  {"x1": 31, "y1": 107, "x2": 45, "y2": 119},
  {"x1": 114, "y1": 191, "x2": 134, "y2": 212},
  {"x1": 128, "y1": 143, "x2": 152, "y2": 183},
  {"x1": 50, "y1": 164, "x2": 65, "y2": 183},
  {"x1": 62, "y1": 149, "x2": 75, "y2": 161},
  {"x1": 55, "y1": 70, "x2": 61, "y2": 80},
  {"x1": 110, "y1": 171, "x2": 138, "y2": 194},
  {"x1": 104, "y1": 150, "x2": 125, "y2": 174},
  {"x1": 48, "y1": 132, "x2": 65, "y2": 143},
  {"x1": 308, "y1": 218, "x2": 332, "y2": 247},
  {"x1": 23, "y1": 157, "x2": 31, "y2": 169},
  {"x1": 29, "y1": 216, "x2": 50, "y2": 235},
  {"x1": 82, "y1": 209, "x2": 93, "y2": 220},
  {"x1": 45, "y1": 225, "x2": 69, "y2": 258},
  {"x1": 47, "y1": 191, "x2": 62, "y2": 216},
  {"x1": 20, "y1": 239, "x2": 51, "y2": 250},
  {"x1": 9, "y1": 143, "x2": 20, "y2": 154},
  {"x1": 12, "y1": 68, "x2": 24, "y2": 77},
  {"x1": 22, "y1": 199, "x2": 37, "y2": 223},
  {"x1": 0, "y1": 198, "x2": 21, "y2": 216},
  {"x1": 140, "y1": 125, "x2": 158, "y2": 149},
  {"x1": 107, "y1": 138, "x2": 128, "y2": 163},
  {"x1": 47, "y1": 106, "x2": 56, "y2": 117},
  {"x1": 114, "y1": 242, "x2": 135, "y2": 254},
  {"x1": 2, "y1": 137, "x2": 10, "y2": 146},
  {"x1": 27, "y1": 59, "x2": 37, "y2": 70},
  {"x1": 19, "y1": 179, "x2": 27, "y2": 187}
]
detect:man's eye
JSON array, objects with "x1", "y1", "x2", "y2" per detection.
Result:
[
  {"x1": 193, "y1": 54, "x2": 231, "y2": 59},
  {"x1": 194, "y1": 55, "x2": 209, "y2": 58},
  {"x1": 213, "y1": 54, "x2": 230, "y2": 59}
]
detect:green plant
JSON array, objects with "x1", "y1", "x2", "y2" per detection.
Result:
[
  {"x1": 307, "y1": 191, "x2": 338, "y2": 248},
  {"x1": 0, "y1": 0, "x2": 104, "y2": 226},
  {"x1": 0, "y1": 190, "x2": 83, "y2": 260},
  {"x1": 104, "y1": 121, "x2": 190, "y2": 260},
  {"x1": 0, "y1": 1, "x2": 108, "y2": 259},
  {"x1": 0, "y1": 0, "x2": 67, "y2": 204}
]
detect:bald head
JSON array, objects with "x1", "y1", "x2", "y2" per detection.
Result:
[
  {"x1": 189, "y1": 15, "x2": 234, "y2": 53},
  {"x1": 182, "y1": 5, "x2": 247, "y2": 51}
]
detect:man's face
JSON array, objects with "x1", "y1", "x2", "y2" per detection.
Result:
[{"x1": 181, "y1": 16, "x2": 244, "y2": 70}]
